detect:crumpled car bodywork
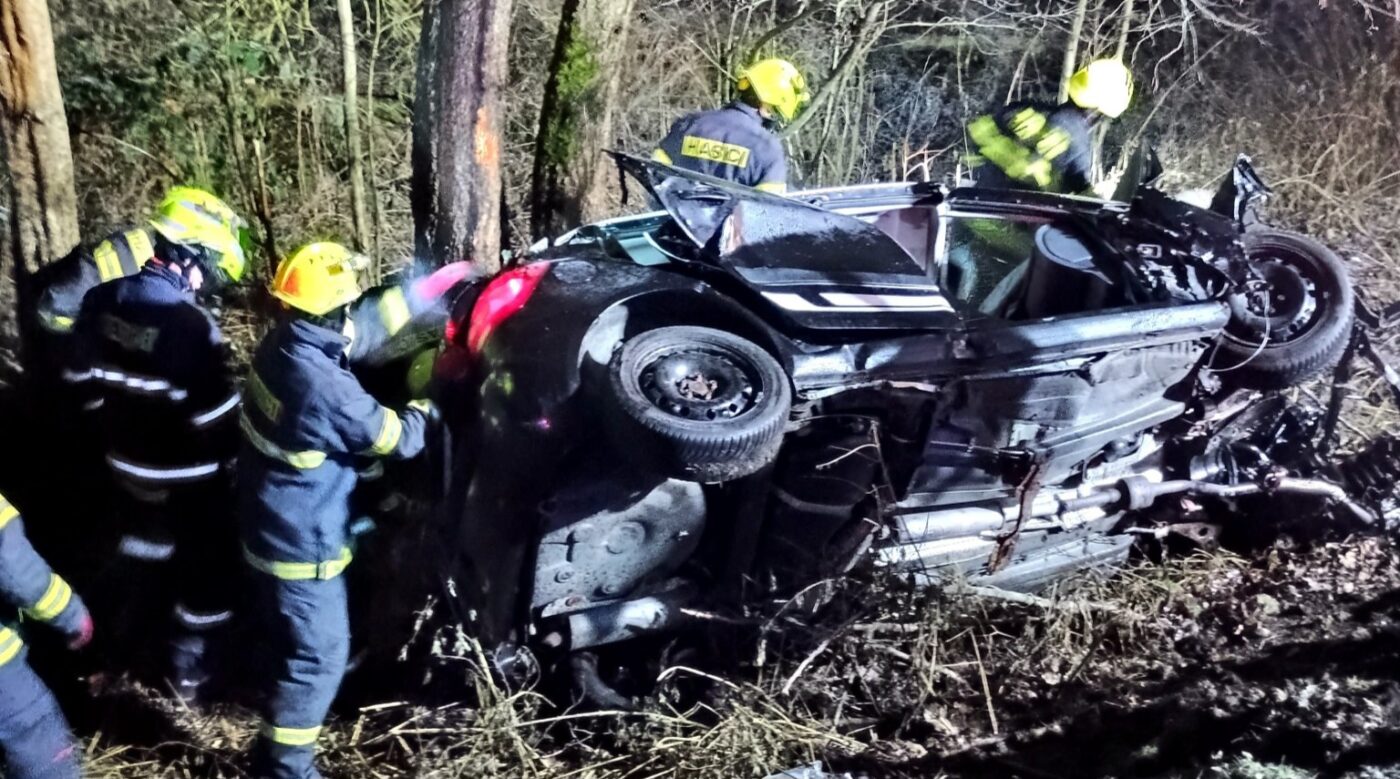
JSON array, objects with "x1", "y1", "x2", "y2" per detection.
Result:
[{"x1": 430, "y1": 154, "x2": 1394, "y2": 676}]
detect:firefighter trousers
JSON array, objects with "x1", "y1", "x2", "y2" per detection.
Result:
[
  {"x1": 250, "y1": 574, "x2": 350, "y2": 779},
  {"x1": 0, "y1": 654, "x2": 80, "y2": 779},
  {"x1": 96, "y1": 476, "x2": 239, "y2": 696}
]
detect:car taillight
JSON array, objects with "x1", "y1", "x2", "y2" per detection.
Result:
[{"x1": 464, "y1": 263, "x2": 548, "y2": 355}]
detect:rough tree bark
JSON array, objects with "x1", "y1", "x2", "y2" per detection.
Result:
[
  {"x1": 337, "y1": 0, "x2": 371, "y2": 253},
  {"x1": 411, "y1": 0, "x2": 513, "y2": 273},
  {"x1": 0, "y1": 0, "x2": 79, "y2": 278},
  {"x1": 528, "y1": 0, "x2": 636, "y2": 241}
]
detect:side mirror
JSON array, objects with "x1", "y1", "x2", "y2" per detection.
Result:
[
  {"x1": 1209, "y1": 154, "x2": 1273, "y2": 224},
  {"x1": 1142, "y1": 147, "x2": 1165, "y2": 185}
]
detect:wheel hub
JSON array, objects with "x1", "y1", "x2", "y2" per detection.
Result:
[
  {"x1": 640, "y1": 349, "x2": 757, "y2": 420},
  {"x1": 1228, "y1": 253, "x2": 1321, "y2": 345},
  {"x1": 676, "y1": 374, "x2": 718, "y2": 401}
]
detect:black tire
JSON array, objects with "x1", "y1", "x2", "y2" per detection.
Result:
[
  {"x1": 597, "y1": 326, "x2": 792, "y2": 483},
  {"x1": 1211, "y1": 228, "x2": 1354, "y2": 391}
]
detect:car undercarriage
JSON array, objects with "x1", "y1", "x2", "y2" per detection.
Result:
[{"x1": 424, "y1": 152, "x2": 1400, "y2": 703}]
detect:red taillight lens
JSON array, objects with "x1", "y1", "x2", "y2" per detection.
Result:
[{"x1": 464, "y1": 263, "x2": 548, "y2": 355}]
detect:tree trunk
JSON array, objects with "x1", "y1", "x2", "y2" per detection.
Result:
[
  {"x1": 411, "y1": 0, "x2": 513, "y2": 273},
  {"x1": 337, "y1": 0, "x2": 371, "y2": 253},
  {"x1": 528, "y1": 0, "x2": 636, "y2": 241},
  {"x1": 0, "y1": 0, "x2": 78, "y2": 277},
  {"x1": 1116, "y1": 0, "x2": 1133, "y2": 58},
  {"x1": 1058, "y1": 0, "x2": 1091, "y2": 102}
]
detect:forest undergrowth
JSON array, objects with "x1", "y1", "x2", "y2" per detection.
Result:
[
  {"x1": 3, "y1": 0, "x2": 1400, "y2": 776},
  {"x1": 68, "y1": 535, "x2": 1400, "y2": 779}
]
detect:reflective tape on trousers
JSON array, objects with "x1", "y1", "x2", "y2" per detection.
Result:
[
  {"x1": 119, "y1": 535, "x2": 177, "y2": 561},
  {"x1": 174, "y1": 603, "x2": 234, "y2": 630},
  {"x1": 106, "y1": 454, "x2": 220, "y2": 483},
  {"x1": 243, "y1": 545, "x2": 353, "y2": 581},
  {"x1": 262, "y1": 723, "x2": 322, "y2": 747},
  {"x1": 191, "y1": 392, "x2": 241, "y2": 428}
]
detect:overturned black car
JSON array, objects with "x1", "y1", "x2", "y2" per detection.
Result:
[{"x1": 430, "y1": 151, "x2": 1386, "y2": 692}]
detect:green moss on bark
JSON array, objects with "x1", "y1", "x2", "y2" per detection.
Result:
[{"x1": 539, "y1": 23, "x2": 601, "y2": 170}]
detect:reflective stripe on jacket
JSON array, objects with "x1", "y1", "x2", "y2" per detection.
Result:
[
  {"x1": 68, "y1": 263, "x2": 240, "y2": 481},
  {"x1": 32, "y1": 227, "x2": 155, "y2": 335},
  {"x1": 239, "y1": 318, "x2": 430, "y2": 576},
  {"x1": 344, "y1": 264, "x2": 476, "y2": 368},
  {"x1": 0, "y1": 493, "x2": 88, "y2": 664},
  {"x1": 653, "y1": 102, "x2": 788, "y2": 193},
  {"x1": 966, "y1": 100, "x2": 1094, "y2": 195}
]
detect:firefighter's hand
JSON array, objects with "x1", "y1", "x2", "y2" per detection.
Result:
[
  {"x1": 408, "y1": 398, "x2": 441, "y2": 426},
  {"x1": 67, "y1": 611, "x2": 94, "y2": 651}
]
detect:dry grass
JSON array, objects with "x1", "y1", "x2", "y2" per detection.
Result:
[{"x1": 72, "y1": 551, "x2": 1240, "y2": 777}]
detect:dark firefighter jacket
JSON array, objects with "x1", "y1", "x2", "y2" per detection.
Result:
[
  {"x1": 345, "y1": 262, "x2": 478, "y2": 369},
  {"x1": 67, "y1": 263, "x2": 240, "y2": 484},
  {"x1": 238, "y1": 318, "x2": 430, "y2": 579},
  {"x1": 966, "y1": 100, "x2": 1094, "y2": 195},
  {"x1": 653, "y1": 102, "x2": 788, "y2": 193},
  {"x1": 0, "y1": 493, "x2": 88, "y2": 667},
  {"x1": 31, "y1": 227, "x2": 156, "y2": 336}
]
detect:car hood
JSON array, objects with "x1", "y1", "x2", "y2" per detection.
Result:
[
  {"x1": 611, "y1": 153, "x2": 924, "y2": 274},
  {"x1": 609, "y1": 153, "x2": 953, "y2": 330}
]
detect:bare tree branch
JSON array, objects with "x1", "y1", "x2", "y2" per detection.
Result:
[{"x1": 782, "y1": 1, "x2": 886, "y2": 138}]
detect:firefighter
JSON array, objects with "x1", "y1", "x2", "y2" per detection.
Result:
[
  {"x1": 652, "y1": 58, "x2": 810, "y2": 193},
  {"x1": 26, "y1": 187, "x2": 250, "y2": 382},
  {"x1": 344, "y1": 260, "x2": 477, "y2": 370},
  {"x1": 65, "y1": 187, "x2": 247, "y2": 703},
  {"x1": 0, "y1": 492, "x2": 93, "y2": 779},
  {"x1": 966, "y1": 58, "x2": 1134, "y2": 195},
  {"x1": 238, "y1": 243, "x2": 434, "y2": 779}
]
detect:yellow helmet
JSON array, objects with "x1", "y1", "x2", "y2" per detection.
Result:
[
  {"x1": 270, "y1": 242, "x2": 367, "y2": 316},
  {"x1": 1067, "y1": 59, "x2": 1134, "y2": 119},
  {"x1": 736, "y1": 58, "x2": 810, "y2": 123},
  {"x1": 150, "y1": 186, "x2": 249, "y2": 284}
]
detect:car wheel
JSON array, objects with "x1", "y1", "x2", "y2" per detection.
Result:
[
  {"x1": 599, "y1": 326, "x2": 791, "y2": 483},
  {"x1": 1211, "y1": 228, "x2": 1354, "y2": 391}
]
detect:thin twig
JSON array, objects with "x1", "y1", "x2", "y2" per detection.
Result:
[
  {"x1": 959, "y1": 584, "x2": 1121, "y2": 614},
  {"x1": 970, "y1": 632, "x2": 999, "y2": 735},
  {"x1": 781, "y1": 636, "x2": 834, "y2": 695}
]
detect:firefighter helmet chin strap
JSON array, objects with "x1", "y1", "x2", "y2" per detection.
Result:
[
  {"x1": 153, "y1": 236, "x2": 210, "y2": 288},
  {"x1": 154, "y1": 235, "x2": 223, "y2": 294},
  {"x1": 739, "y1": 91, "x2": 780, "y2": 130}
]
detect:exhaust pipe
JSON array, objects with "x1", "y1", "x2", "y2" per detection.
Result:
[
  {"x1": 881, "y1": 471, "x2": 1376, "y2": 572},
  {"x1": 1085, "y1": 474, "x2": 1379, "y2": 526},
  {"x1": 543, "y1": 586, "x2": 695, "y2": 651}
]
